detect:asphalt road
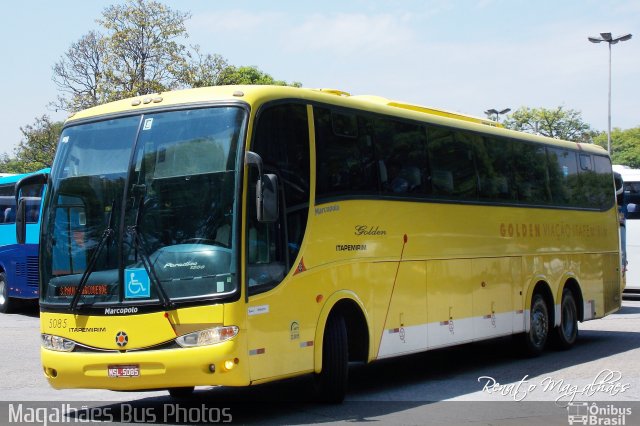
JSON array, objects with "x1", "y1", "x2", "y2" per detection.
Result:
[{"x1": 1, "y1": 299, "x2": 639, "y2": 425}]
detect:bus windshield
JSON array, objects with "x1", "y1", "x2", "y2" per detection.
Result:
[{"x1": 41, "y1": 106, "x2": 245, "y2": 309}]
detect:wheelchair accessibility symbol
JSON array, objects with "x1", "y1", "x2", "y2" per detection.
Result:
[{"x1": 125, "y1": 268, "x2": 150, "y2": 298}]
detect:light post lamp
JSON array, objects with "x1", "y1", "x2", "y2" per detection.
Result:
[
  {"x1": 484, "y1": 108, "x2": 511, "y2": 123},
  {"x1": 588, "y1": 32, "x2": 632, "y2": 154}
]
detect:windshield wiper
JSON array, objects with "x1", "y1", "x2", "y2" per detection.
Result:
[
  {"x1": 69, "y1": 200, "x2": 115, "y2": 311},
  {"x1": 128, "y1": 191, "x2": 174, "y2": 309}
]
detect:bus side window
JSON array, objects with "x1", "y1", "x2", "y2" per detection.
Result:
[
  {"x1": 373, "y1": 117, "x2": 427, "y2": 195},
  {"x1": 0, "y1": 184, "x2": 15, "y2": 224},
  {"x1": 427, "y1": 127, "x2": 478, "y2": 199},
  {"x1": 315, "y1": 107, "x2": 377, "y2": 199},
  {"x1": 512, "y1": 143, "x2": 550, "y2": 204},
  {"x1": 547, "y1": 147, "x2": 579, "y2": 206},
  {"x1": 476, "y1": 136, "x2": 514, "y2": 201}
]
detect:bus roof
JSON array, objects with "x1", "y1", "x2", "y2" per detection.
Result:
[
  {"x1": 66, "y1": 85, "x2": 607, "y2": 156},
  {"x1": 0, "y1": 168, "x2": 50, "y2": 186},
  {"x1": 613, "y1": 165, "x2": 640, "y2": 182}
]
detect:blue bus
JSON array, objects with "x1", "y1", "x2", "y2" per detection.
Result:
[{"x1": 0, "y1": 168, "x2": 49, "y2": 313}]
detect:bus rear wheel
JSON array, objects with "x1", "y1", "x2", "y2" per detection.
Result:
[
  {"x1": 0, "y1": 272, "x2": 14, "y2": 314},
  {"x1": 553, "y1": 288, "x2": 578, "y2": 350},
  {"x1": 519, "y1": 292, "x2": 549, "y2": 356},
  {"x1": 313, "y1": 313, "x2": 348, "y2": 403}
]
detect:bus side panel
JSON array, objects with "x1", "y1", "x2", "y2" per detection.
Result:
[
  {"x1": 578, "y1": 254, "x2": 608, "y2": 320},
  {"x1": 603, "y1": 253, "x2": 622, "y2": 315},
  {"x1": 378, "y1": 261, "x2": 427, "y2": 358},
  {"x1": 0, "y1": 246, "x2": 21, "y2": 298},
  {"x1": 471, "y1": 257, "x2": 515, "y2": 339},
  {"x1": 426, "y1": 259, "x2": 473, "y2": 349}
]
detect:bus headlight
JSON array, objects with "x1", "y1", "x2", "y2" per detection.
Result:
[
  {"x1": 175, "y1": 326, "x2": 239, "y2": 347},
  {"x1": 41, "y1": 334, "x2": 76, "y2": 352}
]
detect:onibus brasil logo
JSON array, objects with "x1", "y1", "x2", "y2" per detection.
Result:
[{"x1": 567, "y1": 402, "x2": 631, "y2": 425}]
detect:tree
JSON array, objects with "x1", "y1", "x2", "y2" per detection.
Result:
[
  {"x1": 217, "y1": 65, "x2": 302, "y2": 87},
  {"x1": 177, "y1": 47, "x2": 229, "y2": 88},
  {"x1": 593, "y1": 127, "x2": 640, "y2": 167},
  {"x1": 52, "y1": 31, "x2": 108, "y2": 112},
  {"x1": 53, "y1": 0, "x2": 191, "y2": 111},
  {"x1": 8, "y1": 0, "x2": 303, "y2": 173},
  {"x1": 502, "y1": 106, "x2": 593, "y2": 143},
  {"x1": 0, "y1": 115, "x2": 62, "y2": 173},
  {"x1": 52, "y1": 0, "x2": 301, "y2": 113},
  {"x1": 99, "y1": 0, "x2": 191, "y2": 99}
]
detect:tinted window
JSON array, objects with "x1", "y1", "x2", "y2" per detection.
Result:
[
  {"x1": 0, "y1": 184, "x2": 15, "y2": 224},
  {"x1": 315, "y1": 107, "x2": 377, "y2": 199},
  {"x1": 591, "y1": 155, "x2": 614, "y2": 210},
  {"x1": 249, "y1": 103, "x2": 311, "y2": 293},
  {"x1": 513, "y1": 143, "x2": 550, "y2": 204},
  {"x1": 373, "y1": 117, "x2": 427, "y2": 195},
  {"x1": 625, "y1": 181, "x2": 640, "y2": 220},
  {"x1": 547, "y1": 147, "x2": 579, "y2": 205},
  {"x1": 427, "y1": 128, "x2": 478, "y2": 199},
  {"x1": 476, "y1": 136, "x2": 514, "y2": 201},
  {"x1": 312, "y1": 104, "x2": 612, "y2": 211}
]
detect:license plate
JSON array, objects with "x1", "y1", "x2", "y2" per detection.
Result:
[{"x1": 108, "y1": 365, "x2": 140, "y2": 378}]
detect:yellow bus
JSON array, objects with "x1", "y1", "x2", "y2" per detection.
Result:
[{"x1": 32, "y1": 85, "x2": 621, "y2": 402}]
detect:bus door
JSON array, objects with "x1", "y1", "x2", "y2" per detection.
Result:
[{"x1": 245, "y1": 103, "x2": 312, "y2": 381}]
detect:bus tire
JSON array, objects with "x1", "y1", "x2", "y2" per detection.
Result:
[
  {"x1": 553, "y1": 288, "x2": 578, "y2": 350},
  {"x1": 520, "y1": 292, "x2": 549, "y2": 356},
  {"x1": 168, "y1": 386, "x2": 194, "y2": 398},
  {"x1": 314, "y1": 313, "x2": 348, "y2": 403},
  {"x1": 0, "y1": 272, "x2": 14, "y2": 314}
]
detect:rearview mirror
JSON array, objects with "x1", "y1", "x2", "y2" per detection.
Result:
[
  {"x1": 245, "y1": 151, "x2": 279, "y2": 223},
  {"x1": 614, "y1": 172, "x2": 623, "y2": 206},
  {"x1": 257, "y1": 174, "x2": 279, "y2": 223},
  {"x1": 15, "y1": 172, "x2": 48, "y2": 245}
]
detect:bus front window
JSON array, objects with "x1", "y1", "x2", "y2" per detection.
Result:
[{"x1": 41, "y1": 107, "x2": 244, "y2": 309}]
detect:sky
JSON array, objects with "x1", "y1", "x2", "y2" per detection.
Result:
[{"x1": 1, "y1": 0, "x2": 639, "y2": 156}]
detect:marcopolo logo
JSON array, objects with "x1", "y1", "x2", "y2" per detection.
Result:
[
  {"x1": 567, "y1": 402, "x2": 631, "y2": 425},
  {"x1": 104, "y1": 307, "x2": 139, "y2": 315}
]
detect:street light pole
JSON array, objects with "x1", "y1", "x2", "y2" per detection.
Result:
[
  {"x1": 484, "y1": 108, "x2": 511, "y2": 123},
  {"x1": 588, "y1": 32, "x2": 632, "y2": 154}
]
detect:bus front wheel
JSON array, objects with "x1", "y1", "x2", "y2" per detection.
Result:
[
  {"x1": 553, "y1": 288, "x2": 578, "y2": 350},
  {"x1": 168, "y1": 386, "x2": 194, "y2": 398},
  {"x1": 314, "y1": 313, "x2": 348, "y2": 403},
  {"x1": 0, "y1": 272, "x2": 13, "y2": 314},
  {"x1": 520, "y1": 292, "x2": 549, "y2": 356}
]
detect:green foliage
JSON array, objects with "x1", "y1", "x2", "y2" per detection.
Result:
[
  {"x1": 99, "y1": 0, "x2": 190, "y2": 100},
  {"x1": 52, "y1": 31, "x2": 108, "y2": 111},
  {"x1": 0, "y1": 115, "x2": 62, "y2": 173},
  {"x1": 178, "y1": 47, "x2": 229, "y2": 88},
  {"x1": 52, "y1": 0, "x2": 301, "y2": 113},
  {"x1": 594, "y1": 127, "x2": 640, "y2": 167},
  {"x1": 218, "y1": 65, "x2": 302, "y2": 87},
  {"x1": 5, "y1": 0, "x2": 304, "y2": 173},
  {"x1": 502, "y1": 106, "x2": 592, "y2": 143}
]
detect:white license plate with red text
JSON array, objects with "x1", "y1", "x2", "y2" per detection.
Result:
[{"x1": 108, "y1": 365, "x2": 140, "y2": 377}]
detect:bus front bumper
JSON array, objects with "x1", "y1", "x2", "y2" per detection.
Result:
[{"x1": 41, "y1": 339, "x2": 249, "y2": 391}]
